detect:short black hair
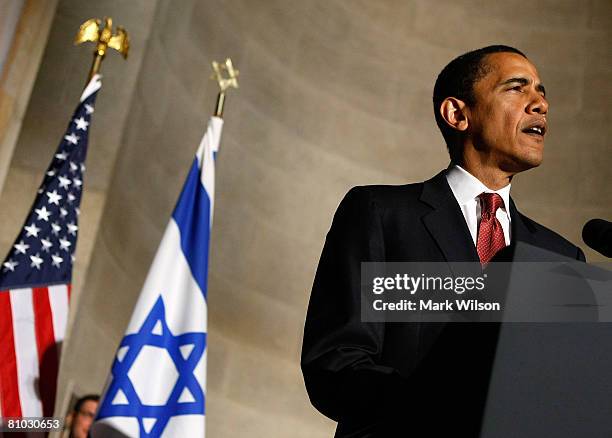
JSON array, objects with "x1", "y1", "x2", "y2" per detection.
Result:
[
  {"x1": 433, "y1": 45, "x2": 527, "y2": 162},
  {"x1": 73, "y1": 394, "x2": 100, "y2": 413}
]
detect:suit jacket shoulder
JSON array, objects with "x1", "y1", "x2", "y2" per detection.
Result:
[
  {"x1": 512, "y1": 206, "x2": 585, "y2": 261},
  {"x1": 341, "y1": 182, "x2": 423, "y2": 207}
]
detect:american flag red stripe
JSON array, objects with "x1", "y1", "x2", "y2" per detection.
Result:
[
  {"x1": 0, "y1": 290, "x2": 22, "y2": 417},
  {"x1": 0, "y1": 286, "x2": 70, "y2": 417},
  {"x1": 33, "y1": 287, "x2": 59, "y2": 417}
]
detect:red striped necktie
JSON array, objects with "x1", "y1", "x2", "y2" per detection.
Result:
[{"x1": 476, "y1": 192, "x2": 507, "y2": 265}]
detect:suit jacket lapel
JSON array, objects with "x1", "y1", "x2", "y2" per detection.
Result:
[
  {"x1": 419, "y1": 171, "x2": 480, "y2": 263},
  {"x1": 509, "y1": 198, "x2": 536, "y2": 246}
]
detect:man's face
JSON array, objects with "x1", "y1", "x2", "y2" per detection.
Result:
[
  {"x1": 465, "y1": 52, "x2": 548, "y2": 173},
  {"x1": 71, "y1": 399, "x2": 98, "y2": 438}
]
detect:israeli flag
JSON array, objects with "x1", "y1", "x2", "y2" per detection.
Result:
[{"x1": 93, "y1": 117, "x2": 223, "y2": 437}]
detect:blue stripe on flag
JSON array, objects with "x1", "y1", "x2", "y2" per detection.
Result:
[{"x1": 172, "y1": 158, "x2": 211, "y2": 299}]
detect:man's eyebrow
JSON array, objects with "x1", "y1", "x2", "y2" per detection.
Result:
[{"x1": 500, "y1": 77, "x2": 546, "y2": 96}]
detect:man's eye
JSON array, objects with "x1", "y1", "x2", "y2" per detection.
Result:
[{"x1": 511, "y1": 86, "x2": 523, "y2": 92}]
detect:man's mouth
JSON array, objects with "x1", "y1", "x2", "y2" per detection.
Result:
[{"x1": 521, "y1": 120, "x2": 547, "y2": 138}]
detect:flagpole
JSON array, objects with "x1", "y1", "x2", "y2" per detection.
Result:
[
  {"x1": 74, "y1": 17, "x2": 129, "y2": 84},
  {"x1": 211, "y1": 59, "x2": 239, "y2": 118},
  {"x1": 214, "y1": 91, "x2": 226, "y2": 118}
]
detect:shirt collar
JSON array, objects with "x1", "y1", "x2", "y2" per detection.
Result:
[{"x1": 446, "y1": 164, "x2": 511, "y2": 214}]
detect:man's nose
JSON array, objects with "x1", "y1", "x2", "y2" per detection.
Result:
[{"x1": 527, "y1": 92, "x2": 548, "y2": 115}]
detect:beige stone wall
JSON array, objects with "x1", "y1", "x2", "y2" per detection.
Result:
[
  {"x1": 1, "y1": 1, "x2": 610, "y2": 436},
  {"x1": 0, "y1": 0, "x2": 58, "y2": 195}
]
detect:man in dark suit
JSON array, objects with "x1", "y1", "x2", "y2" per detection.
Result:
[{"x1": 301, "y1": 45, "x2": 585, "y2": 437}]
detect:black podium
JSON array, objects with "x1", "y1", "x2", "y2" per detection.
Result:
[{"x1": 480, "y1": 243, "x2": 612, "y2": 437}]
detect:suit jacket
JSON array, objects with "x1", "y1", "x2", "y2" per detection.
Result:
[{"x1": 301, "y1": 171, "x2": 585, "y2": 438}]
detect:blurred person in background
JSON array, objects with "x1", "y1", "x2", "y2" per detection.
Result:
[{"x1": 64, "y1": 394, "x2": 99, "y2": 438}]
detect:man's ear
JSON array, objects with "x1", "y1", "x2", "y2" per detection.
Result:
[{"x1": 440, "y1": 97, "x2": 469, "y2": 132}]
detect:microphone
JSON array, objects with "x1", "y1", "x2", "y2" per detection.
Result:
[{"x1": 582, "y1": 219, "x2": 612, "y2": 258}]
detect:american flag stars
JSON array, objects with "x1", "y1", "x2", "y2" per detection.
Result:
[
  {"x1": 14, "y1": 240, "x2": 29, "y2": 254},
  {"x1": 51, "y1": 222, "x2": 61, "y2": 236},
  {"x1": 58, "y1": 175, "x2": 72, "y2": 189},
  {"x1": 51, "y1": 253, "x2": 63, "y2": 268},
  {"x1": 59, "y1": 238, "x2": 72, "y2": 252},
  {"x1": 0, "y1": 95, "x2": 92, "y2": 286},
  {"x1": 35, "y1": 206, "x2": 52, "y2": 221},
  {"x1": 24, "y1": 223, "x2": 41, "y2": 237},
  {"x1": 74, "y1": 116, "x2": 89, "y2": 131},
  {"x1": 29, "y1": 253, "x2": 43, "y2": 270},
  {"x1": 41, "y1": 239, "x2": 53, "y2": 252},
  {"x1": 64, "y1": 133, "x2": 79, "y2": 145},
  {"x1": 67, "y1": 222, "x2": 78, "y2": 235},
  {"x1": 46, "y1": 190, "x2": 62, "y2": 205},
  {"x1": 2, "y1": 258, "x2": 18, "y2": 272}
]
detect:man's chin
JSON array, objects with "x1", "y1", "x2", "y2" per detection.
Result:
[
  {"x1": 521, "y1": 141, "x2": 545, "y2": 168},
  {"x1": 501, "y1": 154, "x2": 543, "y2": 173},
  {"x1": 521, "y1": 155, "x2": 543, "y2": 170}
]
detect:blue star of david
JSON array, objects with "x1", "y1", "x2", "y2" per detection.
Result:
[{"x1": 97, "y1": 295, "x2": 206, "y2": 437}]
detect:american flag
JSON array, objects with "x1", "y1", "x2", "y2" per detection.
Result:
[{"x1": 0, "y1": 74, "x2": 101, "y2": 418}]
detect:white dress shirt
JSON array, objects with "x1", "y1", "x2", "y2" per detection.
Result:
[{"x1": 445, "y1": 164, "x2": 512, "y2": 246}]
